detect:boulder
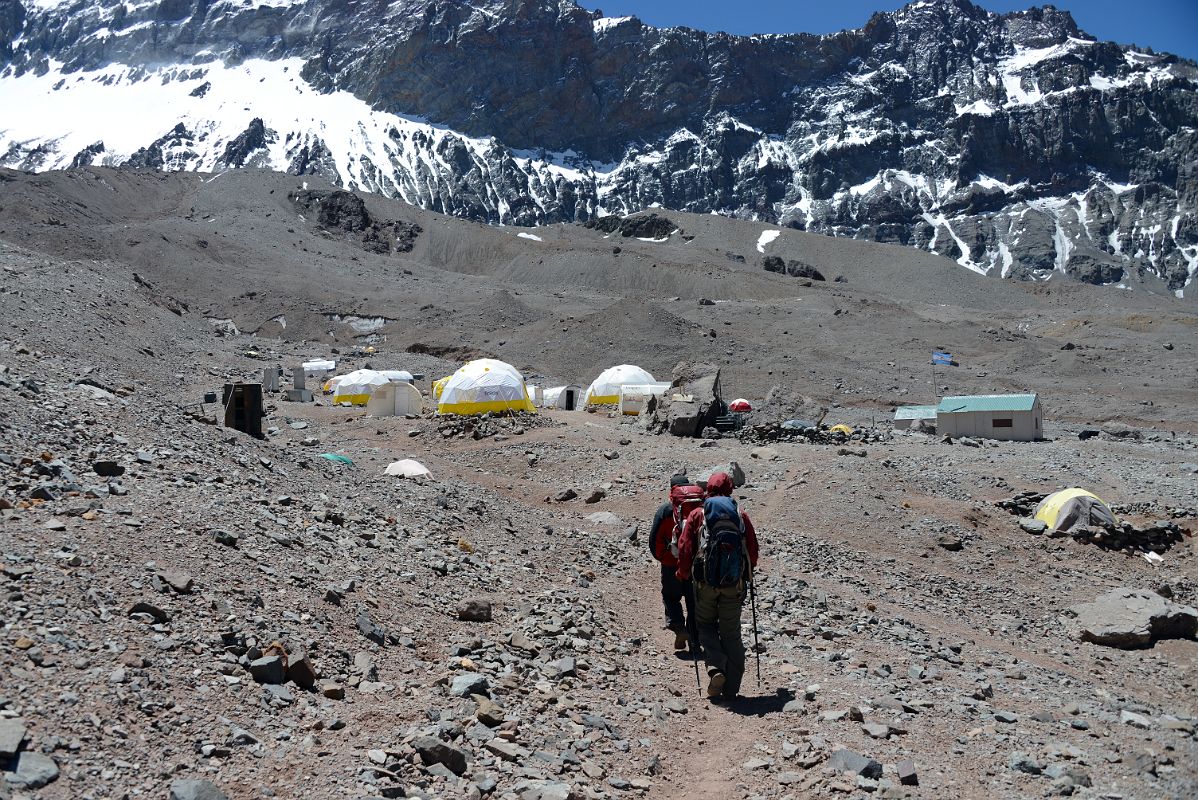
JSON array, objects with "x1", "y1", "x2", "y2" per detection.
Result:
[
  {"x1": 6, "y1": 752, "x2": 59, "y2": 789},
  {"x1": 1066, "y1": 588, "x2": 1198, "y2": 648},
  {"x1": 642, "y1": 362, "x2": 723, "y2": 438}
]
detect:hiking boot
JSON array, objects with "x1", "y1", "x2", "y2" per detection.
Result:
[
  {"x1": 673, "y1": 631, "x2": 689, "y2": 651},
  {"x1": 706, "y1": 670, "x2": 726, "y2": 699}
]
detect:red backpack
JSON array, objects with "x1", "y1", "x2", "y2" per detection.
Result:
[{"x1": 667, "y1": 484, "x2": 706, "y2": 558}]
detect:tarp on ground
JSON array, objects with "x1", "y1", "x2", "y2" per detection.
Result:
[
  {"x1": 437, "y1": 358, "x2": 535, "y2": 415},
  {"x1": 585, "y1": 364, "x2": 656, "y2": 406},
  {"x1": 1034, "y1": 488, "x2": 1117, "y2": 532}
]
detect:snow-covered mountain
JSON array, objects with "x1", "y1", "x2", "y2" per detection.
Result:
[{"x1": 2, "y1": 0, "x2": 1196, "y2": 294}]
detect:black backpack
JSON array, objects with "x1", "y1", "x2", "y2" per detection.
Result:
[{"x1": 696, "y1": 496, "x2": 747, "y2": 588}]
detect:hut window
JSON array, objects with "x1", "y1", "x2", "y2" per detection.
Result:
[{"x1": 992, "y1": 418, "x2": 1013, "y2": 428}]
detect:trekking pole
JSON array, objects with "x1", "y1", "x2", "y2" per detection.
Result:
[
  {"x1": 689, "y1": 575, "x2": 702, "y2": 696},
  {"x1": 748, "y1": 566, "x2": 762, "y2": 687}
]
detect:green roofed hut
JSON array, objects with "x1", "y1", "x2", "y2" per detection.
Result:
[
  {"x1": 893, "y1": 405, "x2": 938, "y2": 431},
  {"x1": 936, "y1": 393, "x2": 1042, "y2": 442}
]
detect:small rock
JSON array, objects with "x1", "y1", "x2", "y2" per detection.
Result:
[
  {"x1": 458, "y1": 599, "x2": 493, "y2": 622},
  {"x1": 584, "y1": 488, "x2": 606, "y2": 504},
  {"x1": 485, "y1": 738, "x2": 526, "y2": 762},
  {"x1": 286, "y1": 652, "x2": 318, "y2": 689},
  {"x1": 994, "y1": 710, "x2": 1019, "y2": 724},
  {"x1": 92, "y1": 460, "x2": 125, "y2": 477},
  {"x1": 475, "y1": 695, "x2": 506, "y2": 727},
  {"x1": 212, "y1": 529, "x2": 239, "y2": 548},
  {"x1": 157, "y1": 571, "x2": 194, "y2": 594},
  {"x1": 0, "y1": 718, "x2": 27, "y2": 757},
  {"x1": 249, "y1": 656, "x2": 286, "y2": 685},
  {"x1": 413, "y1": 735, "x2": 468, "y2": 776},
  {"x1": 936, "y1": 533, "x2": 964, "y2": 551},
  {"x1": 1019, "y1": 518, "x2": 1048, "y2": 535},
  {"x1": 827, "y1": 749, "x2": 882, "y2": 779},
  {"x1": 896, "y1": 759, "x2": 918, "y2": 786},
  {"x1": 169, "y1": 778, "x2": 230, "y2": 800},
  {"x1": 1008, "y1": 752, "x2": 1043, "y2": 775},
  {"x1": 1120, "y1": 709, "x2": 1152, "y2": 729},
  {"x1": 450, "y1": 672, "x2": 489, "y2": 697},
  {"x1": 128, "y1": 601, "x2": 170, "y2": 623},
  {"x1": 554, "y1": 489, "x2": 577, "y2": 502},
  {"x1": 319, "y1": 680, "x2": 345, "y2": 700},
  {"x1": 862, "y1": 722, "x2": 891, "y2": 739}
]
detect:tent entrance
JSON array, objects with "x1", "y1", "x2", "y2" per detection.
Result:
[{"x1": 564, "y1": 388, "x2": 577, "y2": 411}]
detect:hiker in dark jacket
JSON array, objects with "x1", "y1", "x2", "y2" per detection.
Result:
[
  {"x1": 676, "y1": 471, "x2": 759, "y2": 701},
  {"x1": 649, "y1": 474, "x2": 699, "y2": 651}
]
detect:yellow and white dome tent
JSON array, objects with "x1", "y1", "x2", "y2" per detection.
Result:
[
  {"x1": 432, "y1": 375, "x2": 452, "y2": 402},
  {"x1": 585, "y1": 364, "x2": 656, "y2": 406},
  {"x1": 437, "y1": 358, "x2": 535, "y2": 415},
  {"x1": 331, "y1": 369, "x2": 394, "y2": 405}
]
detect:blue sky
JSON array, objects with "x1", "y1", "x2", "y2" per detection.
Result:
[{"x1": 579, "y1": 1, "x2": 1198, "y2": 62}]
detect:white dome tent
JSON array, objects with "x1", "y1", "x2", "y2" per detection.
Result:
[
  {"x1": 585, "y1": 365, "x2": 656, "y2": 406},
  {"x1": 331, "y1": 369, "x2": 394, "y2": 405},
  {"x1": 366, "y1": 381, "x2": 423, "y2": 417},
  {"x1": 437, "y1": 358, "x2": 535, "y2": 415}
]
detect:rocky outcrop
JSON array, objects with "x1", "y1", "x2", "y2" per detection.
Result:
[
  {"x1": 218, "y1": 118, "x2": 273, "y2": 169},
  {"x1": 2, "y1": 0, "x2": 1196, "y2": 292},
  {"x1": 289, "y1": 188, "x2": 422, "y2": 255},
  {"x1": 0, "y1": 0, "x2": 23, "y2": 61},
  {"x1": 1066, "y1": 588, "x2": 1198, "y2": 649}
]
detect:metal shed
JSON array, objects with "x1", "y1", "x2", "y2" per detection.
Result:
[{"x1": 935, "y1": 394, "x2": 1042, "y2": 441}]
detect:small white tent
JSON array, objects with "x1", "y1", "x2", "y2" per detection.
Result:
[
  {"x1": 383, "y1": 459, "x2": 432, "y2": 479},
  {"x1": 437, "y1": 358, "x2": 535, "y2": 415},
  {"x1": 585, "y1": 365, "x2": 656, "y2": 406},
  {"x1": 366, "y1": 381, "x2": 423, "y2": 417},
  {"x1": 544, "y1": 385, "x2": 582, "y2": 410},
  {"x1": 303, "y1": 359, "x2": 336, "y2": 379}
]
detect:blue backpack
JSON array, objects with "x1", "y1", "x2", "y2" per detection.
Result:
[{"x1": 697, "y1": 496, "x2": 747, "y2": 588}]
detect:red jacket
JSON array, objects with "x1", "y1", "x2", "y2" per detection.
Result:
[{"x1": 675, "y1": 472, "x2": 758, "y2": 582}]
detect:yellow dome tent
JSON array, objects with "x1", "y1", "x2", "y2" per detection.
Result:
[
  {"x1": 585, "y1": 365, "x2": 656, "y2": 406},
  {"x1": 829, "y1": 424, "x2": 854, "y2": 435},
  {"x1": 437, "y1": 359, "x2": 535, "y2": 415},
  {"x1": 1034, "y1": 488, "x2": 1117, "y2": 533},
  {"x1": 432, "y1": 376, "x2": 451, "y2": 401}
]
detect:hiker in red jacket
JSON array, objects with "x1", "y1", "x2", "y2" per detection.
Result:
[
  {"x1": 676, "y1": 471, "x2": 759, "y2": 701},
  {"x1": 648, "y1": 474, "x2": 702, "y2": 650}
]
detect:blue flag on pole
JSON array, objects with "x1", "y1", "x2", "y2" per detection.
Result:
[{"x1": 932, "y1": 350, "x2": 954, "y2": 366}]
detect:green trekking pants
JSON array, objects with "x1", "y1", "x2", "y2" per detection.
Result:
[{"x1": 694, "y1": 581, "x2": 746, "y2": 697}]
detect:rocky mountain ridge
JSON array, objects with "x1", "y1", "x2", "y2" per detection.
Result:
[{"x1": 1, "y1": 0, "x2": 1196, "y2": 293}]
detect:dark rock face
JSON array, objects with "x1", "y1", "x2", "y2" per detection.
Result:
[
  {"x1": 70, "y1": 141, "x2": 105, "y2": 169},
  {"x1": 219, "y1": 118, "x2": 273, "y2": 169},
  {"x1": 289, "y1": 189, "x2": 422, "y2": 255},
  {"x1": 126, "y1": 124, "x2": 197, "y2": 171},
  {"x1": 584, "y1": 213, "x2": 678, "y2": 239},
  {"x1": 2, "y1": 0, "x2": 1197, "y2": 292}
]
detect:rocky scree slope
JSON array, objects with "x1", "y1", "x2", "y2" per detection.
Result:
[{"x1": 1, "y1": 0, "x2": 1196, "y2": 295}]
